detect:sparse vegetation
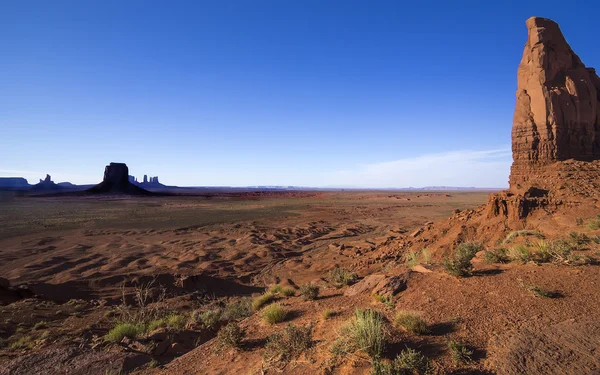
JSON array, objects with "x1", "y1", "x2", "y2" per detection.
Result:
[
  {"x1": 300, "y1": 282, "x2": 320, "y2": 300},
  {"x1": 216, "y1": 322, "x2": 245, "y2": 349},
  {"x1": 484, "y1": 247, "x2": 509, "y2": 263},
  {"x1": 371, "y1": 348, "x2": 433, "y2": 375},
  {"x1": 504, "y1": 230, "x2": 544, "y2": 244},
  {"x1": 507, "y1": 244, "x2": 532, "y2": 262},
  {"x1": 222, "y1": 297, "x2": 253, "y2": 320},
  {"x1": 252, "y1": 292, "x2": 276, "y2": 311},
  {"x1": 520, "y1": 280, "x2": 561, "y2": 298},
  {"x1": 264, "y1": 323, "x2": 313, "y2": 363},
  {"x1": 261, "y1": 303, "x2": 287, "y2": 325},
  {"x1": 9, "y1": 335, "x2": 35, "y2": 350},
  {"x1": 191, "y1": 309, "x2": 221, "y2": 330},
  {"x1": 166, "y1": 314, "x2": 186, "y2": 329},
  {"x1": 33, "y1": 321, "x2": 48, "y2": 330},
  {"x1": 372, "y1": 293, "x2": 395, "y2": 309},
  {"x1": 446, "y1": 339, "x2": 473, "y2": 364},
  {"x1": 569, "y1": 231, "x2": 590, "y2": 246},
  {"x1": 406, "y1": 249, "x2": 431, "y2": 268},
  {"x1": 332, "y1": 309, "x2": 387, "y2": 358},
  {"x1": 329, "y1": 266, "x2": 358, "y2": 288},
  {"x1": 395, "y1": 311, "x2": 429, "y2": 335},
  {"x1": 268, "y1": 285, "x2": 282, "y2": 294},
  {"x1": 587, "y1": 215, "x2": 600, "y2": 230},
  {"x1": 322, "y1": 309, "x2": 336, "y2": 319},
  {"x1": 443, "y1": 242, "x2": 481, "y2": 277},
  {"x1": 104, "y1": 322, "x2": 146, "y2": 343}
]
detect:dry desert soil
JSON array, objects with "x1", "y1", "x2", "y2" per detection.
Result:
[{"x1": 1, "y1": 190, "x2": 600, "y2": 375}]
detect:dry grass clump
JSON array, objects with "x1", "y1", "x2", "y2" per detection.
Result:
[
  {"x1": 331, "y1": 309, "x2": 387, "y2": 358},
  {"x1": 406, "y1": 249, "x2": 431, "y2": 268},
  {"x1": 104, "y1": 323, "x2": 146, "y2": 343},
  {"x1": 222, "y1": 297, "x2": 253, "y2": 320},
  {"x1": 322, "y1": 309, "x2": 336, "y2": 319},
  {"x1": 483, "y1": 248, "x2": 509, "y2": 263},
  {"x1": 395, "y1": 311, "x2": 429, "y2": 335},
  {"x1": 300, "y1": 283, "x2": 320, "y2": 300},
  {"x1": 372, "y1": 293, "x2": 395, "y2": 309},
  {"x1": 261, "y1": 304, "x2": 287, "y2": 325},
  {"x1": 329, "y1": 266, "x2": 358, "y2": 288},
  {"x1": 216, "y1": 322, "x2": 245, "y2": 349},
  {"x1": 191, "y1": 309, "x2": 221, "y2": 330},
  {"x1": 372, "y1": 348, "x2": 434, "y2": 375},
  {"x1": 263, "y1": 324, "x2": 313, "y2": 363},
  {"x1": 503, "y1": 230, "x2": 544, "y2": 244},
  {"x1": 587, "y1": 215, "x2": 600, "y2": 230},
  {"x1": 252, "y1": 292, "x2": 276, "y2": 311},
  {"x1": 442, "y1": 242, "x2": 481, "y2": 277},
  {"x1": 446, "y1": 339, "x2": 473, "y2": 364}
]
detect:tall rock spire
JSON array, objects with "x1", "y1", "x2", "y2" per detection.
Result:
[{"x1": 510, "y1": 17, "x2": 600, "y2": 189}]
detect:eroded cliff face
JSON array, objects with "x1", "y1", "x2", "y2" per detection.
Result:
[{"x1": 510, "y1": 17, "x2": 600, "y2": 190}]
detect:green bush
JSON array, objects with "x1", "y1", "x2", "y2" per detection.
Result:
[
  {"x1": 222, "y1": 298, "x2": 253, "y2": 320},
  {"x1": 587, "y1": 215, "x2": 600, "y2": 230},
  {"x1": 507, "y1": 244, "x2": 531, "y2": 262},
  {"x1": 281, "y1": 287, "x2": 296, "y2": 297},
  {"x1": 192, "y1": 309, "x2": 221, "y2": 330},
  {"x1": 395, "y1": 311, "x2": 429, "y2": 335},
  {"x1": 252, "y1": 292, "x2": 276, "y2": 311},
  {"x1": 333, "y1": 309, "x2": 386, "y2": 358},
  {"x1": 329, "y1": 266, "x2": 358, "y2": 288},
  {"x1": 443, "y1": 242, "x2": 481, "y2": 277},
  {"x1": 104, "y1": 323, "x2": 146, "y2": 343},
  {"x1": 8, "y1": 336, "x2": 35, "y2": 350},
  {"x1": 483, "y1": 248, "x2": 509, "y2": 263},
  {"x1": 264, "y1": 324, "x2": 313, "y2": 363},
  {"x1": 217, "y1": 322, "x2": 245, "y2": 349},
  {"x1": 300, "y1": 283, "x2": 320, "y2": 300},
  {"x1": 371, "y1": 348, "x2": 434, "y2": 375},
  {"x1": 261, "y1": 304, "x2": 287, "y2": 325},
  {"x1": 447, "y1": 339, "x2": 473, "y2": 364}
]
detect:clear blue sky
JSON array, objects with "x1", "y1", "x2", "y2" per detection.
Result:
[{"x1": 1, "y1": 1, "x2": 599, "y2": 188}]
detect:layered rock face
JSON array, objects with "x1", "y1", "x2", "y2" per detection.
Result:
[{"x1": 510, "y1": 17, "x2": 600, "y2": 189}]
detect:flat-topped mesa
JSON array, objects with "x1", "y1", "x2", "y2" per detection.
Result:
[
  {"x1": 87, "y1": 162, "x2": 150, "y2": 195},
  {"x1": 510, "y1": 17, "x2": 600, "y2": 190}
]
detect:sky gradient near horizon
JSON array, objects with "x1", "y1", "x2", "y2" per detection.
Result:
[{"x1": 2, "y1": 1, "x2": 600, "y2": 188}]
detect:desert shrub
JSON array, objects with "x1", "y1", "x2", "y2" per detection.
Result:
[
  {"x1": 8, "y1": 336, "x2": 35, "y2": 350},
  {"x1": 281, "y1": 287, "x2": 296, "y2": 297},
  {"x1": 576, "y1": 217, "x2": 584, "y2": 226},
  {"x1": 420, "y1": 249, "x2": 431, "y2": 265},
  {"x1": 569, "y1": 232, "x2": 590, "y2": 246},
  {"x1": 504, "y1": 230, "x2": 544, "y2": 244},
  {"x1": 252, "y1": 292, "x2": 276, "y2": 311},
  {"x1": 268, "y1": 285, "x2": 282, "y2": 294},
  {"x1": 395, "y1": 311, "x2": 429, "y2": 335},
  {"x1": 547, "y1": 240, "x2": 573, "y2": 262},
  {"x1": 568, "y1": 254, "x2": 594, "y2": 266},
  {"x1": 147, "y1": 318, "x2": 166, "y2": 331},
  {"x1": 520, "y1": 280, "x2": 561, "y2": 298},
  {"x1": 300, "y1": 283, "x2": 320, "y2": 300},
  {"x1": 322, "y1": 309, "x2": 336, "y2": 319},
  {"x1": 446, "y1": 339, "x2": 473, "y2": 364},
  {"x1": 507, "y1": 244, "x2": 531, "y2": 262},
  {"x1": 104, "y1": 323, "x2": 146, "y2": 343},
  {"x1": 264, "y1": 323, "x2": 313, "y2": 363},
  {"x1": 333, "y1": 309, "x2": 386, "y2": 358},
  {"x1": 217, "y1": 322, "x2": 245, "y2": 349},
  {"x1": 443, "y1": 242, "x2": 481, "y2": 277},
  {"x1": 371, "y1": 348, "x2": 433, "y2": 375},
  {"x1": 406, "y1": 250, "x2": 420, "y2": 268},
  {"x1": 192, "y1": 309, "x2": 221, "y2": 329},
  {"x1": 33, "y1": 321, "x2": 48, "y2": 330},
  {"x1": 166, "y1": 314, "x2": 186, "y2": 329},
  {"x1": 261, "y1": 304, "x2": 287, "y2": 325},
  {"x1": 222, "y1": 297, "x2": 253, "y2": 320},
  {"x1": 587, "y1": 215, "x2": 600, "y2": 230},
  {"x1": 483, "y1": 248, "x2": 509, "y2": 263},
  {"x1": 373, "y1": 293, "x2": 395, "y2": 309},
  {"x1": 329, "y1": 266, "x2": 358, "y2": 288}
]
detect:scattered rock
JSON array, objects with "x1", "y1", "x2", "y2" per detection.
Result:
[{"x1": 344, "y1": 273, "x2": 409, "y2": 297}]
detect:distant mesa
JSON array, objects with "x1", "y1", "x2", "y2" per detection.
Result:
[
  {"x1": 0, "y1": 177, "x2": 30, "y2": 189},
  {"x1": 129, "y1": 173, "x2": 166, "y2": 189},
  {"x1": 86, "y1": 163, "x2": 151, "y2": 195}
]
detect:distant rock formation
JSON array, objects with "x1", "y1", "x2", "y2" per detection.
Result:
[
  {"x1": 510, "y1": 17, "x2": 600, "y2": 190},
  {"x1": 87, "y1": 163, "x2": 150, "y2": 195},
  {"x1": 31, "y1": 174, "x2": 61, "y2": 191},
  {"x1": 128, "y1": 175, "x2": 138, "y2": 184},
  {"x1": 143, "y1": 175, "x2": 148, "y2": 184},
  {"x1": 0, "y1": 177, "x2": 30, "y2": 188}
]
